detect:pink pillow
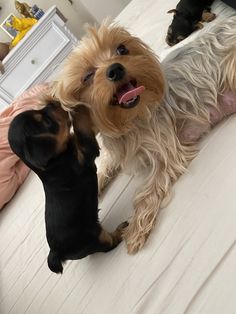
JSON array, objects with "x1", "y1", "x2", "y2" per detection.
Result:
[{"x1": 0, "y1": 83, "x2": 50, "y2": 210}]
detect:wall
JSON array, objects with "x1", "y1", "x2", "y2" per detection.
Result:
[
  {"x1": 0, "y1": 0, "x2": 96, "y2": 43},
  {"x1": 0, "y1": 0, "x2": 131, "y2": 44},
  {"x1": 80, "y1": 0, "x2": 131, "y2": 23}
]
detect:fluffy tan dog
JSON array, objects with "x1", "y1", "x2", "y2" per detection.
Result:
[{"x1": 53, "y1": 18, "x2": 236, "y2": 254}]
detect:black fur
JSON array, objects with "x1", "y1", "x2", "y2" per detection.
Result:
[
  {"x1": 166, "y1": 0, "x2": 215, "y2": 46},
  {"x1": 8, "y1": 102, "x2": 126, "y2": 274}
]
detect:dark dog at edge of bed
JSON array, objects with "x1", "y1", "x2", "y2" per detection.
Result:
[
  {"x1": 8, "y1": 100, "x2": 128, "y2": 274},
  {"x1": 166, "y1": 0, "x2": 216, "y2": 46}
]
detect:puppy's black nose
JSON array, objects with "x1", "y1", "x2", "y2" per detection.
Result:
[{"x1": 106, "y1": 63, "x2": 125, "y2": 81}]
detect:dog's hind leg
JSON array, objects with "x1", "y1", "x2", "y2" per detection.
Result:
[
  {"x1": 217, "y1": 92, "x2": 236, "y2": 118},
  {"x1": 217, "y1": 46, "x2": 236, "y2": 116},
  {"x1": 122, "y1": 140, "x2": 195, "y2": 254},
  {"x1": 219, "y1": 41, "x2": 236, "y2": 92}
]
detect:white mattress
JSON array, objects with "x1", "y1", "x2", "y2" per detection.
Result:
[{"x1": 1, "y1": 1, "x2": 236, "y2": 313}]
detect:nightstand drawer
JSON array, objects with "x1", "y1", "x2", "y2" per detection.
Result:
[
  {"x1": 0, "y1": 24, "x2": 69, "y2": 98},
  {"x1": 0, "y1": 6, "x2": 78, "y2": 111}
]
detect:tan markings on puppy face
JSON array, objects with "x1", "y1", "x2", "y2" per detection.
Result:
[
  {"x1": 54, "y1": 22, "x2": 166, "y2": 136},
  {"x1": 39, "y1": 104, "x2": 71, "y2": 154},
  {"x1": 176, "y1": 35, "x2": 186, "y2": 42},
  {"x1": 37, "y1": 129, "x2": 69, "y2": 156},
  {"x1": 70, "y1": 107, "x2": 94, "y2": 164},
  {"x1": 194, "y1": 22, "x2": 204, "y2": 30},
  {"x1": 52, "y1": 108, "x2": 70, "y2": 154},
  {"x1": 71, "y1": 106, "x2": 95, "y2": 136}
]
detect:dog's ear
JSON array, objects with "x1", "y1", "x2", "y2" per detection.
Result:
[
  {"x1": 167, "y1": 9, "x2": 177, "y2": 15},
  {"x1": 194, "y1": 22, "x2": 204, "y2": 30},
  {"x1": 71, "y1": 105, "x2": 100, "y2": 161},
  {"x1": 24, "y1": 135, "x2": 56, "y2": 169}
]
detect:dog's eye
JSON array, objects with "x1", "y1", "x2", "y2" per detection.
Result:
[
  {"x1": 83, "y1": 70, "x2": 95, "y2": 83},
  {"x1": 116, "y1": 44, "x2": 129, "y2": 55}
]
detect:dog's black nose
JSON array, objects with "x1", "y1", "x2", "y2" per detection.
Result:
[{"x1": 106, "y1": 63, "x2": 125, "y2": 81}]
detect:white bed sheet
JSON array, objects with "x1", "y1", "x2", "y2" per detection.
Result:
[{"x1": 1, "y1": 1, "x2": 236, "y2": 313}]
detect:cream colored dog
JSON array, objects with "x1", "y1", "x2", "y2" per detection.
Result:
[{"x1": 53, "y1": 17, "x2": 236, "y2": 254}]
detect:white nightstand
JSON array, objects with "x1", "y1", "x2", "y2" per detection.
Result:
[{"x1": 0, "y1": 6, "x2": 78, "y2": 111}]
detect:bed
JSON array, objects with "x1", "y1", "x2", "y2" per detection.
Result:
[{"x1": 1, "y1": 0, "x2": 236, "y2": 313}]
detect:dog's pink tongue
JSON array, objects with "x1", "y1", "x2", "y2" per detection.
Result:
[{"x1": 118, "y1": 84, "x2": 145, "y2": 104}]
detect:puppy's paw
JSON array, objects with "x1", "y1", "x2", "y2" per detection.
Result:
[
  {"x1": 117, "y1": 221, "x2": 129, "y2": 232},
  {"x1": 202, "y1": 11, "x2": 216, "y2": 23},
  {"x1": 112, "y1": 221, "x2": 129, "y2": 245}
]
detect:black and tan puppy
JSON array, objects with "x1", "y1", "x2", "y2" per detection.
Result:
[
  {"x1": 8, "y1": 101, "x2": 127, "y2": 274},
  {"x1": 166, "y1": 0, "x2": 216, "y2": 46}
]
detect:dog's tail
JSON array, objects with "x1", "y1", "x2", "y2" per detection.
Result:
[{"x1": 47, "y1": 250, "x2": 63, "y2": 274}]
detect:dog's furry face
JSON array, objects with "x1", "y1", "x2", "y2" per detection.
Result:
[
  {"x1": 8, "y1": 102, "x2": 70, "y2": 170},
  {"x1": 166, "y1": 11, "x2": 204, "y2": 46},
  {"x1": 54, "y1": 23, "x2": 165, "y2": 137},
  {"x1": 166, "y1": 16, "x2": 194, "y2": 46}
]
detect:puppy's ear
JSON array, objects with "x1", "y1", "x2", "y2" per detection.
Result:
[
  {"x1": 194, "y1": 22, "x2": 204, "y2": 30},
  {"x1": 167, "y1": 9, "x2": 177, "y2": 14},
  {"x1": 24, "y1": 135, "x2": 56, "y2": 169},
  {"x1": 71, "y1": 106, "x2": 100, "y2": 160},
  {"x1": 71, "y1": 106, "x2": 95, "y2": 137}
]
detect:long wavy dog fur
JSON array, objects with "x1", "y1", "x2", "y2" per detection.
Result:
[{"x1": 52, "y1": 16, "x2": 236, "y2": 254}]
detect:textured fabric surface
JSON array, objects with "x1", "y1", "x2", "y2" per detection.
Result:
[
  {"x1": 1, "y1": 1, "x2": 236, "y2": 313},
  {"x1": 0, "y1": 83, "x2": 50, "y2": 210}
]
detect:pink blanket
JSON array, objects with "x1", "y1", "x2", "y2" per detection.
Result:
[{"x1": 0, "y1": 84, "x2": 50, "y2": 210}]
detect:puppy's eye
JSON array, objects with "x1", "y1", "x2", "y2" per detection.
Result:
[
  {"x1": 116, "y1": 44, "x2": 129, "y2": 55},
  {"x1": 83, "y1": 70, "x2": 95, "y2": 83},
  {"x1": 43, "y1": 116, "x2": 52, "y2": 128},
  {"x1": 177, "y1": 35, "x2": 185, "y2": 42}
]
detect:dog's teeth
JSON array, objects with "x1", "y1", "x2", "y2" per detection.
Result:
[{"x1": 126, "y1": 96, "x2": 137, "y2": 104}]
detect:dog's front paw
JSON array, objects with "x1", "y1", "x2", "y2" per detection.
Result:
[
  {"x1": 125, "y1": 236, "x2": 146, "y2": 255},
  {"x1": 122, "y1": 222, "x2": 147, "y2": 255}
]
